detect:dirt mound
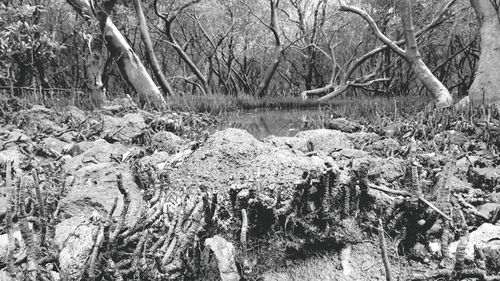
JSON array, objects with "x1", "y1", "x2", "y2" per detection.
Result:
[{"x1": 170, "y1": 128, "x2": 328, "y2": 197}]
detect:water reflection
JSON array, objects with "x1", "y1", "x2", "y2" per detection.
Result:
[{"x1": 221, "y1": 108, "x2": 324, "y2": 139}]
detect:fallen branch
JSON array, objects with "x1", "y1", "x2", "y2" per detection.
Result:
[
  {"x1": 378, "y1": 219, "x2": 393, "y2": 281},
  {"x1": 109, "y1": 174, "x2": 130, "y2": 248}
]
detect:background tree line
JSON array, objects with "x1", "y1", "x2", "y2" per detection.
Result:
[{"x1": 0, "y1": 0, "x2": 491, "y2": 108}]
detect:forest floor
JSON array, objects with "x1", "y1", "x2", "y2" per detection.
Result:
[{"x1": 0, "y1": 96, "x2": 499, "y2": 281}]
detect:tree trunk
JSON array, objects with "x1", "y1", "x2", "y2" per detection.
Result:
[
  {"x1": 133, "y1": 0, "x2": 175, "y2": 97},
  {"x1": 399, "y1": 0, "x2": 452, "y2": 108},
  {"x1": 66, "y1": 0, "x2": 166, "y2": 110},
  {"x1": 85, "y1": 34, "x2": 106, "y2": 108},
  {"x1": 469, "y1": 0, "x2": 500, "y2": 107},
  {"x1": 255, "y1": 0, "x2": 282, "y2": 98}
]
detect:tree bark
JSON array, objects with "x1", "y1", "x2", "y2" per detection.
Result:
[
  {"x1": 66, "y1": 0, "x2": 166, "y2": 110},
  {"x1": 469, "y1": 0, "x2": 500, "y2": 108},
  {"x1": 85, "y1": 34, "x2": 106, "y2": 108},
  {"x1": 133, "y1": 0, "x2": 175, "y2": 97},
  {"x1": 328, "y1": 0, "x2": 454, "y2": 108},
  {"x1": 399, "y1": 0, "x2": 452, "y2": 108},
  {"x1": 255, "y1": 0, "x2": 283, "y2": 98}
]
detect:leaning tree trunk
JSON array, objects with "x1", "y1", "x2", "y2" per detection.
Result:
[
  {"x1": 133, "y1": 0, "x2": 175, "y2": 97},
  {"x1": 469, "y1": 0, "x2": 500, "y2": 108},
  {"x1": 85, "y1": 34, "x2": 106, "y2": 108},
  {"x1": 334, "y1": 0, "x2": 454, "y2": 108},
  {"x1": 66, "y1": 0, "x2": 166, "y2": 110},
  {"x1": 399, "y1": 0, "x2": 453, "y2": 109}
]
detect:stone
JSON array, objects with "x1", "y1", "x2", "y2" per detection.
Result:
[
  {"x1": 346, "y1": 132, "x2": 381, "y2": 150},
  {"x1": 325, "y1": 118, "x2": 362, "y2": 133},
  {"x1": 40, "y1": 137, "x2": 68, "y2": 155},
  {"x1": 54, "y1": 216, "x2": 88, "y2": 250},
  {"x1": 101, "y1": 112, "x2": 147, "y2": 143},
  {"x1": 61, "y1": 139, "x2": 145, "y2": 225},
  {"x1": 478, "y1": 203, "x2": 500, "y2": 220},
  {"x1": 352, "y1": 157, "x2": 406, "y2": 183},
  {"x1": 205, "y1": 235, "x2": 240, "y2": 281},
  {"x1": 468, "y1": 167, "x2": 500, "y2": 191},
  {"x1": 59, "y1": 215, "x2": 101, "y2": 281},
  {"x1": 456, "y1": 156, "x2": 480, "y2": 173},
  {"x1": 489, "y1": 192, "x2": 500, "y2": 204},
  {"x1": 295, "y1": 129, "x2": 353, "y2": 153},
  {"x1": 59, "y1": 162, "x2": 145, "y2": 226},
  {"x1": 150, "y1": 131, "x2": 184, "y2": 153},
  {"x1": 0, "y1": 230, "x2": 24, "y2": 263},
  {"x1": 364, "y1": 138, "x2": 401, "y2": 156},
  {"x1": 449, "y1": 223, "x2": 500, "y2": 262}
]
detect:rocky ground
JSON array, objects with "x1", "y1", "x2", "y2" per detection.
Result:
[{"x1": 0, "y1": 100, "x2": 499, "y2": 280}]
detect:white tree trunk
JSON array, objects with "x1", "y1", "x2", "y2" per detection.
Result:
[
  {"x1": 67, "y1": 0, "x2": 166, "y2": 110},
  {"x1": 469, "y1": 0, "x2": 500, "y2": 108}
]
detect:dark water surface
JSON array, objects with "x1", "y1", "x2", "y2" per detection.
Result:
[{"x1": 220, "y1": 108, "x2": 328, "y2": 139}]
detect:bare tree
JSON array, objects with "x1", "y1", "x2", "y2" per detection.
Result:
[
  {"x1": 303, "y1": 0, "x2": 456, "y2": 109},
  {"x1": 66, "y1": 0, "x2": 166, "y2": 110},
  {"x1": 255, "y1": 0, "x2": 283, "y2": 98},
  {"x1": 133, "y1": 0, "x2": 175, "y2": 97},
  {"x1": 154, "y1": 0, "x2": 211, "y2": 95},
  {"x1": 468, "y1": 0, "x2": 500, "y2": 108}
]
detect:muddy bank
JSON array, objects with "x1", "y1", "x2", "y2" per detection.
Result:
[{"x1": 0, "y1": 103, "x2": 500, "y2": 280}]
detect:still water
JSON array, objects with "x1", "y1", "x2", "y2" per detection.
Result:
[{"x1": 220, "y1": 108, "x2": 328, "y2": 139}]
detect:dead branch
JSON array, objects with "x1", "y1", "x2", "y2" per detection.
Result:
[
  {"x1": 378, "y1": 219, "x2": 393, "y2": 281},
  {"x1": 109, "y1": 174, "x2": 130, "y2": 248}
]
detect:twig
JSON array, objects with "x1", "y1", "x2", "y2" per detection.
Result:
[
  {"x1": 32, "y1": 168, "x2": 47, "y2": 246},
  {"x1": 89, "y1": 225, "x2": 105, "y2": 281},
  {"x1": 367, "y1": 183, "x2": 411, "y2": 197},
  {"x1": 378, "y1": 219, "x2": 393, "y2": 281},
  {"x1": 5, "y1": 161, "x2": 15, "y2": 275},
  {"x1": 19, "y1": 179, "x2": 38, "y2": 281},
  {"x1": 109, "y1": 174, "x2": 130, "y2": 248},
  {"x1": 241, "y1": 208, "x2": 250, "y2": 275},
  {"x1": 418, "y1": 196, "x2": 452, "y2": 221}
]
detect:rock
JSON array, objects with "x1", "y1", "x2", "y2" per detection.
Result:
[
  {"x1": 0, "y1": 271, "x2": 14, "y2": 281},
  {"x1": 0, "y1": 230, "x2": 24, "y2": 263},
  {"x1": 101, "y1": 113, "x2": 147, "y2": 143},
  {"x1": 433, "y1": 130, "x2": 468, "y2": 149},
  {"x1": 59, "y1": 214, "x2": 101, "y2": 281},
  {"x1": 352, "y1": 157, "x2": 406, "y2": 183},
  {"x1": 295, "y1": 129, "x2": 353, "y2": 153},
  {"x1": 150, "y1": 131, "x2": 184, "y2": 153},
  {"x1": 478, "y1": 203, "x2": 500, "y2": 220},
  {"x1": 489, "y1": 192, "x2": 500, "y2": 204},
  {"x1": 468, "y1": 167, "x2": 500, "y2": 191},
  {"x1": 14, "y1": 105, "x2": 63, "y2": 134},
  {"x1": 63, "y1": 139, "x2": 129, "y2": 172},
  {"x1": 40, "y1": 137, "x2": 68, "y2": 155},
  {"x1": 325, "y1": 118, "x2": 362, "y2": 133},
  {"x1": 456, "y1": 156, "x2": 480, "y2": 173},
  {"x1": 59, "y1": 162, "x2": 145, "y2": 225},
  {"x1": 205, "y1": 235, "x2": 240, "y2": 281},
  {"x1": 449, "y1": 223, "x2": 500, "y2": 262},
  {"x1": 54, "y1": 216, "x2": 88, "y2": 250},
  {"x1": 61, "y1": 139, "x2": 145, "y2": 225},
  {"x1": 62, "y1": 106, "x2": 86, "y2": 124},
  {"x1": 264, "y1": 136, "x2": 309, "y2": 152},
  {"x1": 364, "y1": 138, "x2": 401, "y2": 156},
  {"x1": 449, "y1": 176, "x2": 472, "y2": 192},
  {"x1": 346, "y1": 132, "x2": 381, "y2": 150}
]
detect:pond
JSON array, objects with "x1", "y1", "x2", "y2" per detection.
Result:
[{"x1": 220, "y1": 107, "x2": 329, "y2": 139}]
